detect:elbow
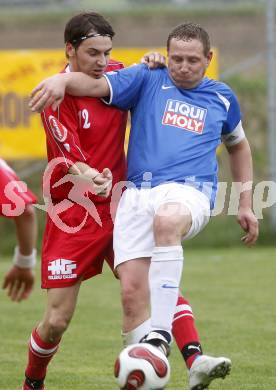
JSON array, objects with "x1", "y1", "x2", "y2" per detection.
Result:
[{"x1": 227, "y1": 138, "x2": 251, "y2": 155}]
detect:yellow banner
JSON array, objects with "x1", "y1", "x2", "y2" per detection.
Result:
[{"x1": 0, "y1": 48, "x2": 218, "y2": 159}]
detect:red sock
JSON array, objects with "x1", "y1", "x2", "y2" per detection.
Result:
[
  {"x1": 172, "y1": 295, "x2": 202, "y2": 369},
  {"x1": 25, "y1": 328, "x2": 60, "y2": 381}
]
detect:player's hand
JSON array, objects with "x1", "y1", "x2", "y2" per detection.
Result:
[
  {"x1": 2, "y1": 265, "x2": 35, "y2": 302},
  {"x1": 29, "y1": 74, "x2": 67, "y2": 113},
  {"x1": 141, "y1": 52, "x2": 167, "y2": 69},
  {"x1": 93, "y1": 168, "x2": 113, "y2": 197},
  {"x1": 55, "y1": 166, "x2": 112, "y2": 197},
  {"x1": 237, "y1": 207, "x2": 259, "y2": 246}
]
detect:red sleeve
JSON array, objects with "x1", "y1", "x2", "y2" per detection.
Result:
[
  {"x1": 107, "y1": 59, "x2": 124, "y2": 71},
  {"x1": 41, "y1": 94, "x2": 91, "y2": 171}
]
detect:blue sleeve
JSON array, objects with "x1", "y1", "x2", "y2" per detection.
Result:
[
  {"x1": 103, "y1": 63, "x2": 149, "y2": 110},
  {"x1": 222, "y1": 91, "x2": 242, "y2": 135}
]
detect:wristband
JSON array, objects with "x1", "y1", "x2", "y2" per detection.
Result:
[{"x1": 13, "y1": 246, "x2": 37, "y2": 269}]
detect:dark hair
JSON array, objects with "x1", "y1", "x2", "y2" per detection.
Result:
[
  {"x1": 167, "y1": 22, "x2": 210, "y2": 56},
  {"x1": 64, "y1": 12, "x2": 115, "y2": 49}
]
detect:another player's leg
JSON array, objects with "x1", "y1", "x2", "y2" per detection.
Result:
[
  {"x1": 114, "y1": 190, "x2": 188, "y2": 357},
  {"x1": 119, "y1": 291, "x2": 202, "y2": 359},
  {"x1": 118, "y1": 256, "x2": 231, "y2": 389},
  {"x1": 173, "y1": 294, "x2": 231, "y2": 389},
  {"x1": 173, "y1": 294, "x2": 203, "y2": 368},
  {"x1": 114, "y1": 187, "x2": 162, "y2": 349},
  {"x1": 141, "y1": 202, "x2": 190, "y2": 355},
  {"x1": 120, "y1": 294, "x2": 198, "y2": 358},
  {"x1": 23, "y1": 281, "x2": 81, "y2": 390},
  {"x1": 117, "y1": 258, "x2": 151, "y2": 339}
]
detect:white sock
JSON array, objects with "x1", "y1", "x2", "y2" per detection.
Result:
[
  {"x1": 149, "y1": 246, "x2": 184, "y2": 335},
  {"x1": 121, "y1": 318, "x2": 152, "y2": 346}
]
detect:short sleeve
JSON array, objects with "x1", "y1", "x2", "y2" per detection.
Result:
[
  {"x1": 41, "y1": 95, "x2": 90, "y2": 171},
  {"x1": 103, "y1": 63, "x2": 149, "y2": 110},
  {"x1": 221, "y1": 91, "x2": 246, "y2": 146},
  {"x1": 221, "y1": 92, "x2": 242, "y2": 135}
]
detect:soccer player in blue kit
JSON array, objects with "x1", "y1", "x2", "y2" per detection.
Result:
[{"x1": 30, "y1": 22, "x2": 259, "y2": 389}]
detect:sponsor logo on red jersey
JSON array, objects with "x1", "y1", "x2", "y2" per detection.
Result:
[
  {"x1": 162, "y1": 99, "x2": 207, "y2": 134},
  {"x1": 49, "y1": 115, "x2": 68, "y2": 142}
]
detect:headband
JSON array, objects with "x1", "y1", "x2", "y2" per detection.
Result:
[{"x1": 71, "y1": 32, "x2": 112, "y2": 44}]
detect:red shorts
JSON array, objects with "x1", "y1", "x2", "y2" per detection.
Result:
[
  {"x1": 0, "y1": 159, "x2": 37, "y2": 218},
  {"x1": 41, "y1": 202, "x2": 115, "y2": 289}
]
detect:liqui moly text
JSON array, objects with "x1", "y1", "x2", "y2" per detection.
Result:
[{"x1": 162, "y1": 99, "x2": 207, "y2": 134}]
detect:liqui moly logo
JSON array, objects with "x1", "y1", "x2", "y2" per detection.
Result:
[{"x1": 162, "y1": 99, "x2": 207, "y2": 134}]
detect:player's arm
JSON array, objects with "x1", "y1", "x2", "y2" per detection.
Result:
[
  {"x1": 42, "y1": 100, "x2": 111, "y2": 197},
  {"x1": 29, "y1": 53, "x2": 166, "y2": 113},
  {"x1": 225, "y1": 138, "x2": 259, "y2": 246},
  {"x1": 2, "y1": 247, "x2": 36, "y2": 302},
  {"x1": 30, "y1": 73, "x2": 110, "y2": 113}
]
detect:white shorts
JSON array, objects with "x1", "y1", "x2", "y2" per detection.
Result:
[{"x1": 113, "y1": 183, "x2": 210, "y2": 267}]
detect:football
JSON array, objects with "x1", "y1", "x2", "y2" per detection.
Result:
[{"x1": 114, "y1": 343, "x2": 171, "y2": 389}]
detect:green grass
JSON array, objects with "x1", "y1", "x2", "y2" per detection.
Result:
[{"x1": 1, "y1": 247, "x2": 276, "y2": 389}]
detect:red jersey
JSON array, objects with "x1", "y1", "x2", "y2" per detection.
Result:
[
  {"x1": 40, "y1": 60, "x2": 127, "y2": 288},
  {"x1": 0, "y1": 158, "x2": 37, "y2": 218},
  {"x1": 41, "y1": 60, "x2": 127, "y2": 204}
]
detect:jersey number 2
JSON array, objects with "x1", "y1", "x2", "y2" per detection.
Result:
[{"x1": 78, "y1": 109, "x2": 91, "y2": 129}]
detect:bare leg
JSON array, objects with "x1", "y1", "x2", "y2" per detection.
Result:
[
  {"x1": 23, "y1": 280, "x2": 82, "y2": 389},
  {"x1": 38, "y1": 280, "x2": 82, "y2": 342},
  {"x1": 117, "y1": 258, "x2": 150, "y2": 333}
]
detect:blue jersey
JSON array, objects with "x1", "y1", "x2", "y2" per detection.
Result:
[{"x1": 104, "y1": 64, "x2": 243, "y2": 208}]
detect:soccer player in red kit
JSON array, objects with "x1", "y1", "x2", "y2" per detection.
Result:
[
  {"x1": 23, "y1": 13, "x2": 220, "y2": 390},
  {"x1": 1, "y1": 158, "x2": 37, "y2": 302}
]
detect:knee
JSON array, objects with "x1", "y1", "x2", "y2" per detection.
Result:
[
  {"x1": 153, "y1": 216, "x2": 181, "y2": 244},
  {"x1": 44, "y1": 309, "x2": 72, "y2": 341}
]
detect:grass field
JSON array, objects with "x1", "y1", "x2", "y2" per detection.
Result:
[{"x1": 1, "y1": 247, "x2": 276, "y2": 390}]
